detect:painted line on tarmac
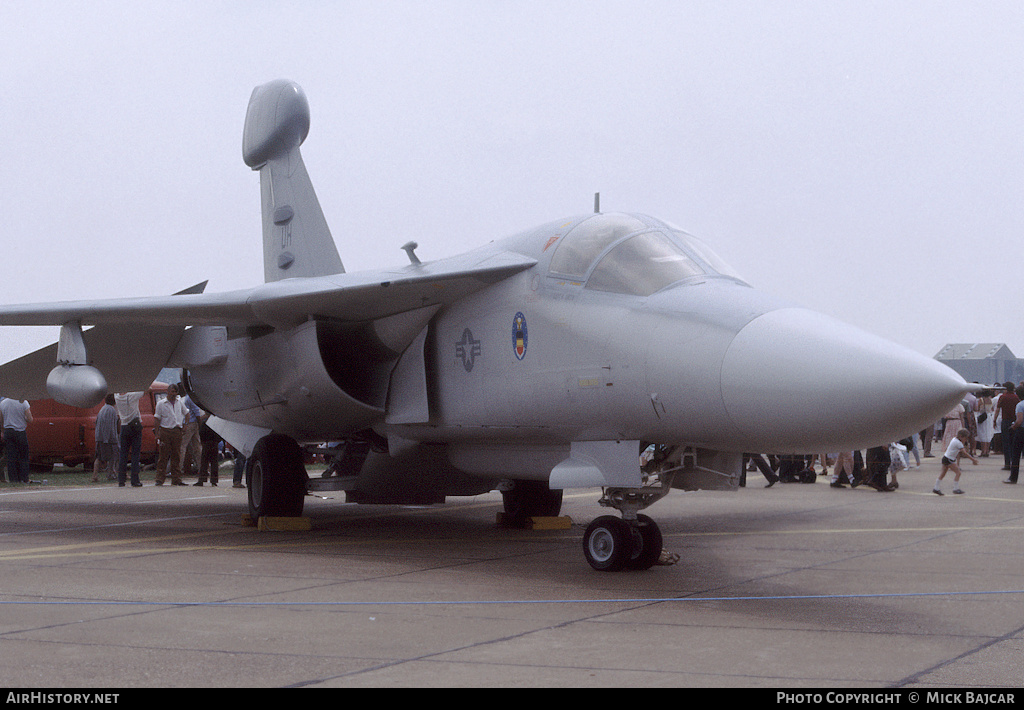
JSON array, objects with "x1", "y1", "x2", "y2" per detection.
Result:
[
  {"x1": 664, "y1": 523, "x2": 1024, "y2": 538},
  {"x1": 899, "y1": 489, "x2": 1024, "y2": 502},
  {"x1": 0, "y1": 519, "x2": 239, "y2": 558},
  {"x1": 7, "y1": 524, "x2": 1020, "y2": 563},
  {"x1": 0, "y1": 589, "x2": 1022, "y2": 607},
  {"x1": 133, "y1": 494, "x2": 230, "y2": 504},
  {"x1": 0, "y1": 510, "x2": 235, "y2": 538},
  {"x1": 0, "y1": 486, "x2": 97, "y2": 497}
]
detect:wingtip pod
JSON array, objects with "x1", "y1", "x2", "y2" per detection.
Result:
[
  {"x1": 243, "y1": 80, "x2": 311, "y2": 169},
  {"x1": 46, "y1": 365, "x2": 107, "y2": 409}
]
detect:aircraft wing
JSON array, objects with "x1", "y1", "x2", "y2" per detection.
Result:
[
  {"x1": 0, "y1": 250, "x2": 536, "y2": 398},
  {"x1": 0, "y1": 324, "x2": 194, "y2": 399},
  {"x1": 248, "y1": 249, "x2": 537, "y2": 329},
  {"x1": 0, "y1": 249, "x2": 536, "y2": 329},
  {"x1": 0, "y1": 281, "x2": 211, "y2": 399}
]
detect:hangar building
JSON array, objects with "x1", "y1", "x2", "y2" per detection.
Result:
[{"x1": 934, "y1": 343, "x2": 1024, "y2": 387}]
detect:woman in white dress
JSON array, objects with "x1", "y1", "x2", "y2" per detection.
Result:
[{"x1": 975, "y1": 390, "x2": 994, "y2": 457}]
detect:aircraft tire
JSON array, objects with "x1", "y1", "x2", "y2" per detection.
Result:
[
  {"x1": 501, "y1": 480, "x2": 563, "y2": 524},
  {"x1": 583, "y1": 516, "x2": 633, "y2": 572},
  {"x1": 624, "y1": 514, "x2": 663, "y2": 571},
  {"x1": 247, "y1": 434, "x2": 306, "y2": 519}
]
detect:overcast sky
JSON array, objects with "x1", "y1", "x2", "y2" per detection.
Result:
[{"x1": 1, "y1": 1, "x2": 1022, "y2": 363}]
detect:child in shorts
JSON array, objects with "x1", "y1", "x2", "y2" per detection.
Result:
[{"x1": 934, "y1": 428, "x2": 978, "y2": 495}]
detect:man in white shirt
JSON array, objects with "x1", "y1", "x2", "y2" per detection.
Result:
[
  {"x1": 115, "y1": 391, "x2": 145, "y2": 487},
  {"x1": 154, "y1": 384, "x2": 187, "y2": 486},
  {"x1": 0, "y1": 398, "x2": 33, "y2": 483}
]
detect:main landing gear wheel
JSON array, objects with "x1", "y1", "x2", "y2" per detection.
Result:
[
  {"x1": 247, "y1": 434, "x2": 307, "y2": 519},
  {"x1": 582, "y1": 514, "x2": 664, "y2": 572},
  {"x1": 502, "y1": 479, "x2": 563, "y2": 526}
]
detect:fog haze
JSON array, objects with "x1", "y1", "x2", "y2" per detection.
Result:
[{"x1": 2, "y1": 1, "x2": 1021, "y2": 364}]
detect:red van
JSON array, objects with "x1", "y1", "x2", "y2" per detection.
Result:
[{"x1": 24, "y1": 382, "x2": 169, "y2": 471}]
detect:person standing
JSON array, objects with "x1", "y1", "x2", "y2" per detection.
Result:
[
  {"x1": 115, "y1": 391, "x2": 145, "y2": 487},
  {"x1": 179, "y1": 394, "x2": 204, "y2": 480},
  {"x1": 0, "y1": 396, "x2": 5, "y2": 482},
  {"x1": 920, "y1": 422, "x2": 935, "y2": 458},
  {"x1": 154, "y1": 384, "x2": 187, "y2": 486},
  {"x1": 194, "y1": 415, "x2": 222, "y2": 486},
  {"x1": 974, "y1": 389, "x2": 994, "y2": 457},
  {"x1": 865, "y1": 445, "x2": 894, "y2": 492},
  {"x1": 92, "y1": 394, "x2": 119, "y2": 482},
  {"x1": 743, "y1": 453, "x2": 778, "y2": 487},
  {"x1": 0, "y1": 398, "x2": 32, "y2": 483},
  {"x1": 831, "y1": 451, "x2": 855, "y2": 488},
  {"x1": 963, "y1": 389, "x2": 978, "y2": 454},
  {"x1": 995, "y1": 382, "x2": 1018, "y2": 471},
  {"x1": 232, "y1": 447, "x2": 247, "y2": 489},
  {"x1": 905, "y1": 433, "x2": 921, "y2": 468},
  {"x1": 1006, "y1": 385, "x2": 1024, "y2": 485},
  {"x1": 940, "y1": 402, "x2": 965, "y2": 453}
]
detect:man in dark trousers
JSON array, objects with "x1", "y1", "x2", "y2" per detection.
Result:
[
  {"x1": 995, "y1": 382, "x2": 1019, "y2": 471},
  {"x1": 0, "y1": 398, "x2": 33, "y2": 483},
  {"x1": 1006, "y1": 385, "x2": 1024, "y2": 484}
]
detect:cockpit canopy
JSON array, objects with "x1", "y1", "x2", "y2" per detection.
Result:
[{"x1": 547, "y1": 213, "x2": 746, "y2": 297}]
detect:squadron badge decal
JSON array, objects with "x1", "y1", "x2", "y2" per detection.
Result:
[{"x1": 513, "y1": 312, "x2": 528, "y2": 360}]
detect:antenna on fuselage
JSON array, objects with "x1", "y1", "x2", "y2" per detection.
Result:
[
  {"x1": 401, "y1": 241, "x2": 421, "y2": 265},
  {"x1": 594, "y1": 192, "x2": 600, "y2": 213}
]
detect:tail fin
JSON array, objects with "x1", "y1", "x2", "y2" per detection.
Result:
[{"x1": 243, "y1": 80, "x2": 345, "y2": 282}]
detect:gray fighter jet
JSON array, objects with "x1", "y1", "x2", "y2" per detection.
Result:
[{"x1": 0, "y1": 80, "x2": 971, "y2": 571}]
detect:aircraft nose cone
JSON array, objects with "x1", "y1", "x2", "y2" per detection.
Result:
[{"x1": 720, "y1": 308, "x2": 972, "y2": 452}]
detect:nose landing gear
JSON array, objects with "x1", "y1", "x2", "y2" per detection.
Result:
[
  {"x1": 583, "y1": 513, "x2": 663, "y2": 571},
  {"x1": 582, "y1": 484, "x2": 669, "y2": 572}
]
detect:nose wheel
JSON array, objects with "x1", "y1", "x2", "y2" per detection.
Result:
[
  {"x1": 582, "y1": 514, "x2": 663, "y2": 571},
  {"x1": 582, "y1": 481, "x2": 671, "y2": 571}
]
